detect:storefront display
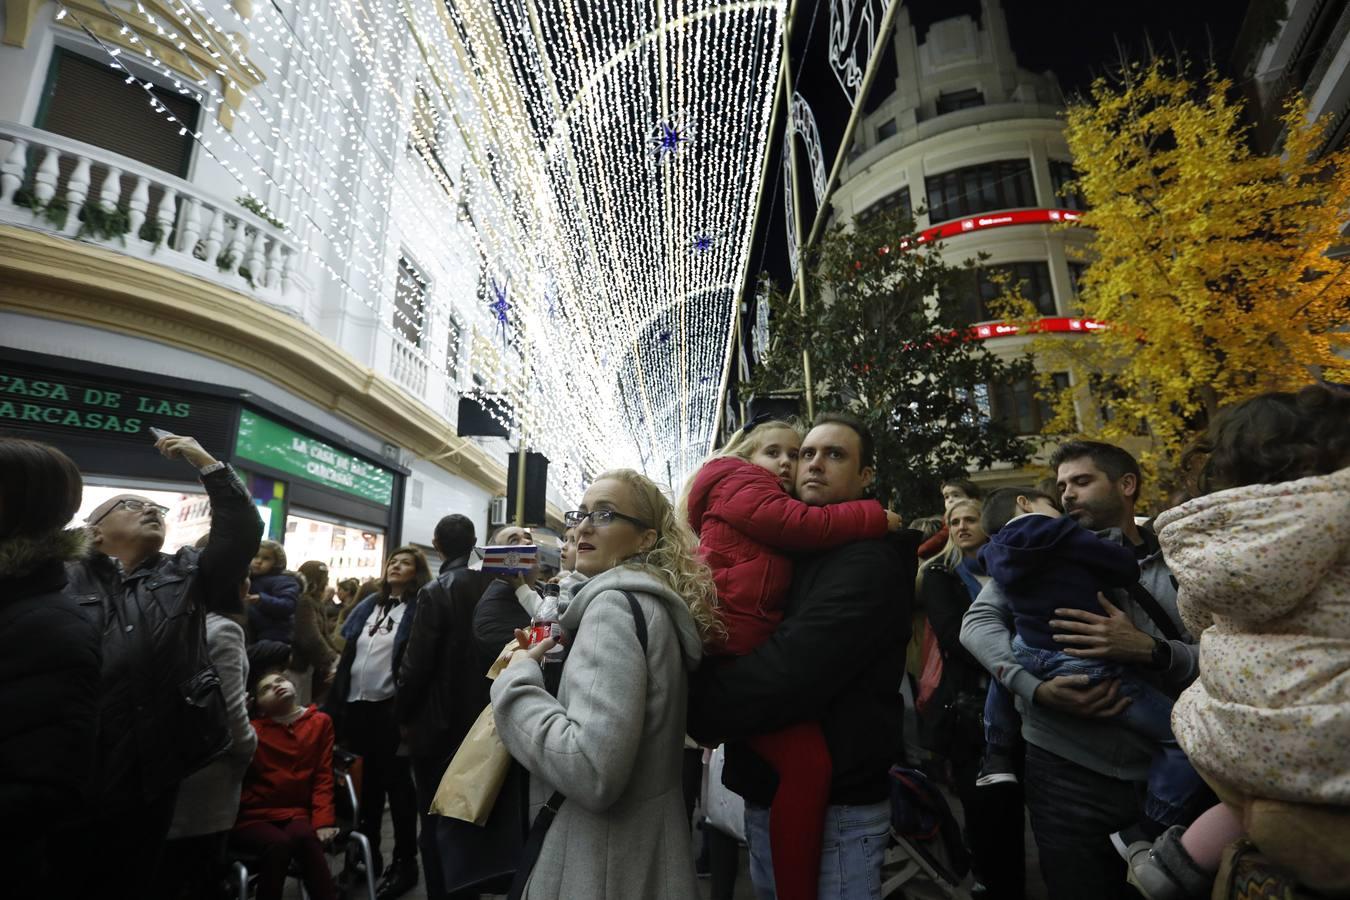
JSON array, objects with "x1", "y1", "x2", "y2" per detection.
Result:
[{"x1": 283, "y1": 512, "x2": 386, "y2": 585}]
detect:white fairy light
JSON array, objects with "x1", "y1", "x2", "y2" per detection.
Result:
[{"x1": 52, "y1": 0, "x2": 785, "y2": 497}]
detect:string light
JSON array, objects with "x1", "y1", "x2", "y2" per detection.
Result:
[{"x1": 45, "y1": 0, "x2": 786, "y2": 498}]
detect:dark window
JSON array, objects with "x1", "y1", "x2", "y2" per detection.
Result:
[
  {"x1": 877, "y1": 118, "x2": 898, "y2": 140},
  {"x1": 989, "y1": 372, "x2": 1070, "y2": 435},
  {"x1": 394, "y1": 255, "x2": 428, "y2": 347},
  {"x1": 1067, "y1": 262, "x2": 1087, "y2": 300},
  {"x1": 936, "y1": 88, "x2": 985, "y2": 115},
  {"x1": 856, "y1": 186, "x2": 912, "y2": 227},
  {"x1": 36, "y1": 48, "x2": 199, "y2": 178},
  {"x1": 1050, "y1": 159, "x2": 1085, "y2": 210},
  {"x1": 924, "y1": 159, "x2": 1037, "y2": 223},
  {"x1": 953, "y1": 261, "x2": 1057, "y2": 321}
]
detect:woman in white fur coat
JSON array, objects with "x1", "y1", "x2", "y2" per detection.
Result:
[{"x1": 491, "y1": 468, "x2": 722, "y2": 899}]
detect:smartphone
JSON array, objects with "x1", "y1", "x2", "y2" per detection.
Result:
[{"x1": 148, "y1": 427, "x2": 175, "y2": 441}]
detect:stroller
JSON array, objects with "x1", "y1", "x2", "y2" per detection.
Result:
[{"x1": 882, "y1": 766, "x2": 973, "y2": 899}]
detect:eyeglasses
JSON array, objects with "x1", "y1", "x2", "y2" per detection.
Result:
[
  {"x1": 563, "y1": 509, "x2": 653, "y2": 530},
  {"x1": 368, "y1": 612, "x2": 397, "y2": 637},
  {"x1": 91, "y1": 498, "x2": 170, "y2": 525}
]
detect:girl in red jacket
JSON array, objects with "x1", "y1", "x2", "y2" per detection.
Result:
[
  {"x1": 684, "y1": 416, "x2": 902, "y2": 900},
  {"x1": 234, "y1": 669, "x2": 339, "y2": 900}
]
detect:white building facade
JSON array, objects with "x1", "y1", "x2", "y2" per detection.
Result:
[{"x1": 0, "y1": 0, "x2": 568, "y2": 577}]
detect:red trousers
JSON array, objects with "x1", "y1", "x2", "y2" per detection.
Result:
[
  {"x1": 748, "y1": 721, "x2": 833, "y2": 900},
  {"x1": 232, "y1": 818, "x2": 337, "y2": 900}
]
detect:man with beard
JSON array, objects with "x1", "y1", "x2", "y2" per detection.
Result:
[{"x1": 961, "y1": 441, "x2": 1200, "y2": 900}]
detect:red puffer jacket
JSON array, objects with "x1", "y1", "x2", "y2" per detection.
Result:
[
  {"x1": 236, "y1": 705, "x2": 335, "y2": 829},
  {"x1": 686, "y1": 456, "x2": 889, "y2": 655}
]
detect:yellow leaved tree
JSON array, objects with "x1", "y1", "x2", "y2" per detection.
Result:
[{"x1": 1026, "y1": 60, "x2": 1350, "y2": 485}]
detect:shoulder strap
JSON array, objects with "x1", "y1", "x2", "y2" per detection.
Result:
[
  {"x1": 506, "y1": 589, "x2": 651, "y2": 900},
  {"x1": 621, "y1": 590, "x2": 649, "y2": 654},
  {"x1": 1123, "y1": 581, "x2": 1183, "y2": 642}
]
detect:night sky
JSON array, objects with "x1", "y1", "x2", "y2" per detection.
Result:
[{"x1": 746, "y1": 0, "x2": 1248, "y2": 289}]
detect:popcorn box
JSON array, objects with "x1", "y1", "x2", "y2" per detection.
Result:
[{"x1": 480, "y1": 544, "x2": 538, "y2": 574}]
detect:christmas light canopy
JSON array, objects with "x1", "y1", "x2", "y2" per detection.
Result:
[{"x1": 48, "y1": 0, "x2": 788, "y2": 502}]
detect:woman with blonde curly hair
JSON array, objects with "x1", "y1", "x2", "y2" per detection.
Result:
[{"x1": 491, "y1": 468, "x2": 719, "y2": 899}]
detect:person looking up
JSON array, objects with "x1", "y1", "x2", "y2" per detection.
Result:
[
  {"x1": 234, "y1": 669, "x2": 338, "y2": 900},
  {"x1": 473, "y1": 524, "x2": 543, "y2": 672},
  {"x1": 59, "y1": 433, "x2": 262, "y2": 900}
]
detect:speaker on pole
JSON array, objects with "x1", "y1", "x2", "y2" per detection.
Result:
[{"x1": 506, "y1": 451, "x2": 549, "y2": 526}]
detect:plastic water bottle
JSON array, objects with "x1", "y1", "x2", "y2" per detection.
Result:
[{"x1": 531, "y1": 583, "x2": 566, "y2": 662}]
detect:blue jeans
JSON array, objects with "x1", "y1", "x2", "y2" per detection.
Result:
[
  {"x1": 745, "y1": 800, "x2": 891, "y2": 900},
  {"x1": 1012, "y1": 636, "x2": 1203, "y2": 825},
  {"x1": 983, "y1": 679, "x2": 1021, "y2": 754}
]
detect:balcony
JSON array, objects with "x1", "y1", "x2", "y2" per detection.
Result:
[
  {"x1": 0, "y1": 122, "x2": 301, "y2": 303},
  {"x1": 390, "y1": 336, "x2": 429, "y2": 397}
]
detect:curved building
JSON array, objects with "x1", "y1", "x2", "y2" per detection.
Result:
[{"x1": 831, "y1": 0, "x2": 1100, "y2": 486}]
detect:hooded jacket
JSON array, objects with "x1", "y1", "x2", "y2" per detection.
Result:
[
  {"x1": 1157, "y1": 466, "x2": 1350, "y2": 805},
  {"x1": 236, "y1": 705, "x2": 336, "y2": 829},
  {"x1": 0, "y1": 527, "x2": 100, "y2": 837},
  {"x1": 978, "y1": 514, "x2": 1141, "y2": 650},
  {"x1": 685, "y1": 455, "x2": 888, "y2": 655},
  {"x1": 248, "y1": 570, "x2": 300, "y2": 644},
  {"x1": 490, "y1": 566, "x2": 704, "y2": 899}
]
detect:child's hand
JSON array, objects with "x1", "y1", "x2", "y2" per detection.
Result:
[
  {"x1": 316, "y1": 827, "x2": 339, "y2": 845},
  {"x1": 886, "y1": 510, "x2": 905, "y2": 531}
]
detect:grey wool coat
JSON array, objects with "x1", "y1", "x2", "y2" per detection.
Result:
[{"x1": 490, "y1": 565, "x2": 704, "y2": 899}]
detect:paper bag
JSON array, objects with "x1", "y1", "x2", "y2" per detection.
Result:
[{"x1": 430, "y1": 704, "x2": 511, "y2": 826}]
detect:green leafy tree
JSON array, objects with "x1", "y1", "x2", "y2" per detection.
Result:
[{"x1": 750, "y1": 208, "x2": 1035, "y2": 517}]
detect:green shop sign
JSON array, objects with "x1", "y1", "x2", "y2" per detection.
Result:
[{"x1": 235, "y1": 410, "x2": 394, "y2": 506}]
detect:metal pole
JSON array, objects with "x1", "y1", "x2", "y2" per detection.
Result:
[
  {"x1": 781, "y1": 35, "x2": 816, "y2": 422},
  {"x1": 786, "y1": 0, "x2": 906, "y2": 317},
  {"x1": 514, "y1": 433, "x2": 528, "y2": 527}
]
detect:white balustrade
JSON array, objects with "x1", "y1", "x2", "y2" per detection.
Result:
[
  {"x1": 0, "y1": 121, "x2": 301, "y2": 300},
  {"x1": 390, "y1": 337, "x2": 429, "y2": 397}
]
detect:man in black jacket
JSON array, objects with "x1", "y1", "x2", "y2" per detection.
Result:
[
  {"x1": 689, "y1": 412, "x2": 915, "y2": 900},
  {"x1": 58, "y1": 433, "x2": 262, "y2": 900},
  {"x1": 397, "y1": 513, "x2": 490, "y2": 900}
]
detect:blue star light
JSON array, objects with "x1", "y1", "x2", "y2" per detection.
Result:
[
  {"x1": 651, "y1": 120, "x2": 690, "y2": 160},
  {"x1": 691, "y1": 234, "x2": 714, "y2": 253}
]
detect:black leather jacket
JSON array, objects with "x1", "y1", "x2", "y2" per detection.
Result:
[
  {"x1": 396, "y1": 556, "x2": 491, "y2": 759},
  {"x1": 65, "y1": 466, "x2": 262, "y2": 810}
]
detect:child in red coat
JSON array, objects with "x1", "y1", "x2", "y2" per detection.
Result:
[
  {"x1": 684, "y1": 417, "x2": 902, "y2": 900},
  {"x1": 234, "y1": 669, "x2": 338, "y2": 900}
]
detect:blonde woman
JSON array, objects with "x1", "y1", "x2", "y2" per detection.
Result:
[
  {"x1": 916, "y1": 499, "x2": 1026, "y2": 897},
  {"x1": 491, "y1": 469, "x2": 720, "y2": 899}
]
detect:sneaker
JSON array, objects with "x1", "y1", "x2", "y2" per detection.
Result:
[
  {"x1": 1124, "y1": 826, "x2": 1213, "y2": 900},
  {"x1": 1112, "y1": 821, "x2": 1166, "y2": 861},
  {"x1": 975, "y1": 750, "x2": 1019, "y2": 787}
]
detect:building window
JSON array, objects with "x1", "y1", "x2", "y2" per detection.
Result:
[
  {"x1": 36, "y1": 49, "x2": 200, "y2": 178},
  {"x1": 989, "y1": 373, "x2": 1070, "y2": 435},
  {"x1": 877, "y1": 118, "x2": 898, "y2": 141},
  {"x1": 1067, "y1": 262, "x2": 1088, "y2": 300},
  {"x1": 936, "y1": 88, "x2": 985, "y2": 115},
  {"x1": 394, "y1": 255, "x2": 428, "y2": 348},
  {"x1": 949, "y1": 261, "x2": 1057, "y2": 322},
  {"x1": 856, "y1": 186, "x2": 912, "y2": 227},
  {"x1": 1050, "y1": 159, "x2": 1085, "y2": 210},
  {"x1": 925, "y1": 159, "x2": 1037, "y2": 223}
]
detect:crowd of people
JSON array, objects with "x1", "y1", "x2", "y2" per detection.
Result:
[{"x1": 1, "y1": 381, "x2": 1347, "y2": 900}]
